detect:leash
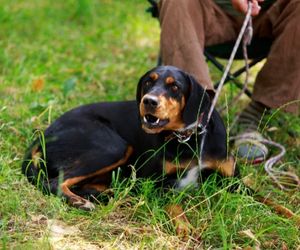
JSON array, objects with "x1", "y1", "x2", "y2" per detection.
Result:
[
  {"x1": 198, "y1": 1, "x2": 254, "y2": 166},
  {"x1": 170, "y1": 3, "x2": 254, "y2": 143},
  {"x1": 204, "y1": 2, "x2": 253, "y2": 128},
  {"x1": 171, "y1": 2, "x2": 253, "y2": 172},
  {"x1": 218, "y1": 12, "x2": 253, "y2": 113}
]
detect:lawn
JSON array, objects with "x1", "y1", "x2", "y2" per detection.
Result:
[{"x1": 0, "y1": 0, "x2": 299, "y2": 249}]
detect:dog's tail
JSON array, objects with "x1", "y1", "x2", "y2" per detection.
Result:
[{"x1": 21, "y1": 140, "x2": 52, "y2": 194}]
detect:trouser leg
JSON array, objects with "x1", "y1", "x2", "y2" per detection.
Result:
[{"x1": 252, "y1": 0, "x2": 300, "y2": 114}]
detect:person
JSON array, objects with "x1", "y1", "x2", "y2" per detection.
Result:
[{"x1": 158, "y1": 0, "x2": 300, "y2": 163}]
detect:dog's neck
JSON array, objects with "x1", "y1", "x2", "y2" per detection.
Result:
[{"x1": 164, "y1": 112, "x2": 206, "y2": 143}]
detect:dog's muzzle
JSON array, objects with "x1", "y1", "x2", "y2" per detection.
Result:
[{"x1": 141, "y1": 95, "x2": 169, "y2": 129}]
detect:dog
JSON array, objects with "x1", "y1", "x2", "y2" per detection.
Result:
[{"x1": 22, "y1": 65, "x2": 237, "y2": 237}]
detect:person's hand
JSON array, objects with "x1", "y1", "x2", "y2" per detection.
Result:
[{"x1": 231, "y1": 0, "x2": 264, "y2": 16}]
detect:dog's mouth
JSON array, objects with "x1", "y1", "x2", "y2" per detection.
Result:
[{"x1": 142, "y1": 114, "x2": 169, "y2": 129}]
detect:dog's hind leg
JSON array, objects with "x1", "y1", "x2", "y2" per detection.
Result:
[
  {"x1": 60, "y1": 177, "x2": 96, "y2": 211},
  {"x1": 59, "y1": 146, "x2": 133, "y2": 211}
]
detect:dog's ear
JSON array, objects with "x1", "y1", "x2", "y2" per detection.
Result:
[
  {"x1": 136, "y1": 70, "x2": 151, "y2": 104},
  {"x1": 182, "y1": 74, "x2": 211, "y2": 126}
]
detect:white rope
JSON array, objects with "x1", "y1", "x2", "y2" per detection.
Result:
[
  {"x1": 204, "y1": 2, "x2": 253, "y2": 128},
  {"x1": 199, "y1": 2, "x2": 253, "y2": 167},
  {"x1": 230, "y1": 135, "x2": 300, "y2": 190},
  {"x1": 218, "y1": 14, "x2": 253, "y2": 113},
  {"x1": 261, "y1": 139, "x2": 300, "y2": 190}
]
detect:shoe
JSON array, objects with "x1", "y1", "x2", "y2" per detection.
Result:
[{"x1": 234, "y1": 131, "x2": 268, "y2": 164}]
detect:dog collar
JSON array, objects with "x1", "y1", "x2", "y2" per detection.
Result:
[{"x1": 171, "y1": 112, "x2": 206, "y2": 143}]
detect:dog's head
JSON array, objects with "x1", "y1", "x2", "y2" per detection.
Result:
[{"x1": 137, "y1": 66, "x2": 211, "y2": 134}]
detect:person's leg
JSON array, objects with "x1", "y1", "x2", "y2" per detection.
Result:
[
  {"x1": 252, "y1": 0, "x2": 300, "y2": 114},
  {"x1": 159, "y1": 0, "x2": 238, "y2": 90}
]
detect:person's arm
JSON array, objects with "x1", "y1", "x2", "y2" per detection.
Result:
[{"x1": 231, "y1": 0, "x2": 264, "y2": 16}]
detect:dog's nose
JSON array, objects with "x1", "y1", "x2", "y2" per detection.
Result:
[{"x1": 143, "y1": 95, "x2": 159, "y2": 109}]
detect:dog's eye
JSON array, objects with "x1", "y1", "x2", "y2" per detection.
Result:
[
  {"x1": 145, "y1": 81, "x2": 152, "y2": 87},
  {"x1": 171, "y1": 85, "x2": 179, "y2": 93}
]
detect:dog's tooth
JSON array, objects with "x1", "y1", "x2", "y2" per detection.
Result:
[
  {"x1": 155, "y1": 119, "x2": 160, "y2": 124},
  {"x1": 143, "y1": 116, "x2": 147, "y2": 123}
]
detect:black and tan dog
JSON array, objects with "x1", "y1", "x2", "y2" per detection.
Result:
[{"x1": 22, "y1": 65, "x2": 237, "y2": 236}]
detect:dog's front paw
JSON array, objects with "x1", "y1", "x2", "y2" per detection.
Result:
[
  {"x1": 175, "y1": 221, "x2": 191, "y2": 241},
  {"x1": 165, "y1": 204, "x2": 193, "y2": 241}
]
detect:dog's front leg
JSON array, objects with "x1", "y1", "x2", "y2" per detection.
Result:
[{"x1": 165, "y1": 204, "x2": 193, "y2": 241}]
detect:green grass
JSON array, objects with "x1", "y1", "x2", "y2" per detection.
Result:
[{"x1": 0, "y1": 0, "x2": 299, "y2": 249}]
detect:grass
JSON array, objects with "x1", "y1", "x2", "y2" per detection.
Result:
[{"x1": 0, "y1": 0, "x2": 299, "y2": 249}]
